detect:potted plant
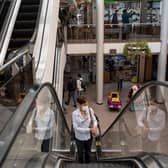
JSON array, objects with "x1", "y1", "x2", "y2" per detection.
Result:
[{"x1": 123, "y1": 41, "x2": 151, "y2": 82}]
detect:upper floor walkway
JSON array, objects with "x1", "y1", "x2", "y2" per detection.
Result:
[{"x1": 65, "y1": 23, "x2": 161, "y2": 55}]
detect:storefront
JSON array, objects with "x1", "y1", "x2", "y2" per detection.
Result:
[{"x1": 104, "y1": 0, "x2": 161, "y2": 24}]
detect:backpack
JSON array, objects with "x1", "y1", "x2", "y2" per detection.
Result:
[
  {"x1": 68, "y1": 79, "x2": 76, "y2": 91},
  {"x1": 80, "y1": 80, "x2": 86, "y2": 91}
]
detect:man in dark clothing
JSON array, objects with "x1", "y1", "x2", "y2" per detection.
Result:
[
  {"x1": 122, "y1": 9, "x2": 130, "y2": 24},
  {"x1": 122, "y1": 9, "x2": 130, "y2": 39},
  {"x1": 116, "y1": 68, "x2": 123, "y2": 91},
  {"x1": 65, "y1": 77, "x2": 77, "y2": 107},
  {"x1": 112, "y1": 10, "x2": 118, "y2": 28}
]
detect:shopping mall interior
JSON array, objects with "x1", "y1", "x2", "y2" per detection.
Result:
[{"x1": 0, "y1": 0, "x2": 168, "y2": 167}]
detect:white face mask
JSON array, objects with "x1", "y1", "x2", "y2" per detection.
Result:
[{"x1": 81, "y1": 105, "x2": 89, "y2": 112}]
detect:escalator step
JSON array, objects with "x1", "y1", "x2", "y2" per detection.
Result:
[
  {"x1": 12, "y1": 29, "x2": 34, "y2": 38},
  {"x1": 17, "y1": 12, "x2": 38, "y2": 20},
  {"x1": 21, "y1": 0, "x2": 40, "y2": 5},
  {"x1": 15, "y1": 20, "x2": 36, "y2": 29},
  {"x1": 9, "y1": 38, "x2": 29, "y2": 48},
  {"x1": 20, "y1": 5, "x2": 39, "y2": 13}
]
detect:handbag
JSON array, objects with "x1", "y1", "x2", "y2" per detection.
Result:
[
  {"x1": 70, "y1": 120, "x2": 76, "y2": 156},
  {"x1": 89, "y1": 109, "x2": 102, "y2": 158},
  {"x1": 89, "y1": 108, "x2": 99, "y2": 136},
  {"x1": 70, "y1": 123, "x2": 75, "y2": 141}
]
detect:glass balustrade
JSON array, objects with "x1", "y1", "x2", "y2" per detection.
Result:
[
  {"x1": 0, "y1": 85, "x2": 70, "y2": 167},
  {"x1": 101, "y1": 83, "x2": 168, "y2": 157},
  {"x1": 67, "y1": 23, "x2": 160, "y2": 42}
]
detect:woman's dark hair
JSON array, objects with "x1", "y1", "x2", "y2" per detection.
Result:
[
  {"x1": 78, "y1": 74, "x2": 81, "y2": 78},
  {"x1": 77, "y1": 96, "x2": 88, "y2": 105}
]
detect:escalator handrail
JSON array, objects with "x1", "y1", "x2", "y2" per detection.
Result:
[
  {"x1": 30, "y1": 0, "x2": 43, "y2": 43},
  {"x1": 34, "y1": 0, "x2": 50, "y2": 73},
  {"x1": 0, "y1": 82, "x2": 70, "y2": 165},
  {"x1": 102, "y1": 80, "x2": 168, "y2": 137},
  {"x1": 0, "y1": 0, "x2": 21, "y2": 66},
  {"x1": 145, "y1": 153, "x2": 164, "y2": 168},
  {"x1": 0, "y1": 45, "x2": 29, "y2": 73}
]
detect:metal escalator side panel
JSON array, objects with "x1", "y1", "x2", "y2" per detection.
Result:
[
  {"x1": 33, "y1": 0, "x2": 61, "y2": 84},
  {"x1": 0, "y1": 0, "x2": 22, "y2": 66}
]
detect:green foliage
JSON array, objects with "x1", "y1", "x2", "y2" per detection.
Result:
[{"x1": 123, "y1": 41, "x2": 151, "y2": 61}]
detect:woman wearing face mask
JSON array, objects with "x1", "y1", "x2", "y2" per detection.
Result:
[{"x1": 72, "y1": 96, "x2": 98, "y2": 163}]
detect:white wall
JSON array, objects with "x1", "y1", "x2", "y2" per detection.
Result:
[
  {"x1": 56, "y1": 44, "x2": 66, "y2": 103},
  {"x1": 33, "y1": 0, "x2": 60, "y2": 83},
  {"x1": 67, "y1": 42, "x2": 161, "y2": 55}
]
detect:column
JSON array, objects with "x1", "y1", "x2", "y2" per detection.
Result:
[
  {"x1": 157, "y1": 0, "x2": 168, "y2": 103},
  {"x1": 96, "y1": 0, "x2": 104, "y2": 104},
  {"x1": 157, "y1": 0, "x2": 168, "y2": 81},
  {"x1": 140, "y1": 0, "x2": 148, "y2": 23}
]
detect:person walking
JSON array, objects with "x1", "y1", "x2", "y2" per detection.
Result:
[
  {"x1": 116, "y1": 68, "x2": 123, "y2": 91},
  {"x1": 112, "y1": 10, "x2": 118, "y2": 28},
  {"x1": 122, "y1": 9, "x2": 130, "y2": 39},
  {"x1": 29, "y1": 89, "x2": 55, "y2": 153},
  {"x1": 65, "y1": 76, "x2": 77, "y2": 107},
  {"x1": 76, "y1": 74, "x2": 84, "y2": 97},
  {"x1": 72, "y1": 96, "x2": 98, "y2": 163},
  {"x1": 122, "y1": 9, "x2": 130, "y2": 24}
]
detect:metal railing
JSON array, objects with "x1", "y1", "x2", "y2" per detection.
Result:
[{"x1": 67, "y1": 23, "x2": 160, "y2": 42}]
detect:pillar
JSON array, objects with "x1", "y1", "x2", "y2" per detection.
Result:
[
  {"x1": 96, "y1": 0, "x2": 104, "y2": 104},
  {"x1": 157, "y1": 0, "x2": 168, "y2": 81},
  {"x1": 157, "y1": 0, "x2": 168, "y2": 102}
]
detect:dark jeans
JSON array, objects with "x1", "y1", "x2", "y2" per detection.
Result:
[
  {"x1": 67, "y1": 91, "x2": 76, "y2": 106},
  {"x1": 41, "y1": 138, "x2": 52, "y2": 152},
  {"x1": 76, "y1": 138, "x2": 92, "y2": 163},
  {"x1": 117, "y1": 79, "x2": 123, "y2": 91}
]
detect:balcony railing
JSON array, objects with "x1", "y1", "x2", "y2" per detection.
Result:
[{"x1": 67, "y1": 23, "x2": 160, "y2": 42}]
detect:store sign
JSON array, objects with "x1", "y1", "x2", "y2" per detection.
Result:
[{"x1": 109, "y1": 49, "x2": 117, "y2": 55}]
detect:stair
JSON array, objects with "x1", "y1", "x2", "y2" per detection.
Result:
[{"x1": 6, "y1": 0, "x2": 41, "y2": 60}]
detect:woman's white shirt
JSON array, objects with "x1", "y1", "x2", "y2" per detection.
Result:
[
  {"x1": 147, "y1": 107, "x2": 165, "y2": 141},
  {"x1": 72, "y1": 108, "x2": 97, "y2": 141},
  {"x1": 76, "y1": 79, "x2": 83, "y2": 91},
  {"x1": 34, "y1": 108, "x2": 55, "y2": 140}
]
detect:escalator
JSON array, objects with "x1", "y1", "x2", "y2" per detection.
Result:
[
  {"x1": 0, "y1": 0, "x2": 44, "y2": 106},
  {"x1": 1, "y1": 81, "x2": 168, "y2": 167},
  {"x1": 6, "y1": 0, "x2": 41, "y2": 58}
]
